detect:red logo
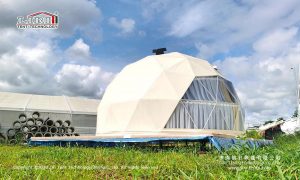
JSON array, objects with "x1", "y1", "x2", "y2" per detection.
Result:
[{"x1": 16, "y1": 11, "x2": 59, "y2": 29}]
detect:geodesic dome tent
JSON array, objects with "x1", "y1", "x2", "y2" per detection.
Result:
[{"x1": 96, "y1": 52, "x2": 244, "y2": 134}]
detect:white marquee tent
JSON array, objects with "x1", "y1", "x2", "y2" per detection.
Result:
[
  {"x1": 0, "y1": 92, "x2": 99, "y2": 136},
  {"x1": 97, "y1": 52, "x2": 244, "y2": 135}
]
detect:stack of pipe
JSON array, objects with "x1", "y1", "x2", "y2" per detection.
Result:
[{"x1": 6, "y1": 111, "x2": 79, "y2": 144}]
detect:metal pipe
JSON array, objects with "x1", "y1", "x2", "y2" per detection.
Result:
[
  {"x1": 54, "y1": 120, "x2": 63, "y2": 127},
  {"x1": 45, "y1": 119, "x2": 54, "y2": 126},
  {"x1": 66, "y1": 127, "x2": 75, "y2": 133},
  {"x1": 30, "y1": 125, "x2": 39, "y2": 133},
  {"x1": 62, "y1": 133, "x2": 67, "y2": 136},
  {"x1": 63, "y1": 120, "x2": 71, "y2": 127},
  {"x1": 50, "y1": 127, "x2": 58, "y2": 133},
  {"x1": 7, "y1": 128, "x2": 16, "y2": 138},
  {"x1": 35, "y1": 118, "x2": 44, "y2": 126},
  {"x1": 26, "y1": 118, "x2": 35, "y2": 126},
  {"x1": 24, "y1": 132, "x2": 33, "y2": 140},
  {"x1": 13, "y1": 121, "x2": 22, "y2": 129},
  {"x1": 51, "y1": 133, "x2": 59, "y2": 137},
  {"x1": 34, "y1": 132, "x2": 43, "y2": 137},
  {"x1": 43, "y1": 132, "x2": 52, "y2": 137},
  {"x1": 18, "y1": 113, "x2": 27, "y2": 123},
  {"x1": 40, "y1": 126, "x2": 48, "y2": 133},
  {"x1": 32, "y1": 111, "x2": 40, "y2": 119},
  {"x1": 21, "y1": 125, "x2": 30, "y2": 133},
  {"x1": 58, "y1": 127, "x2": 66, "y2": 134}
]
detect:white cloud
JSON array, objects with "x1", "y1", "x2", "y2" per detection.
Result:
[
  {"x1": 0, "y1": 0, "x2": 299, "y2": 124},
  {"x1": 55, "y1": 64, "x2": 114, "y2": 98},
  {"x1": 143, "y1": 0, "x2": 300, "y2": 58},
  {"x1": 0, "y1": 41, "x2": 58, "y2": 94},
  {"x1": 168, "y1": 1, "x2": 219, "y2": 38},
  {"x1": 0, "y1": 34, "x2": 114, "y2": 98},
  {"x1": 213, "y1": 56, "x2": 251, "y2": 80},
  {"x1": 108, "y1": 17, "x2": 135, "y2": 34},
  {"x1": 141, "y1": 0, "x2": 173, "y2": 20},
  {"x1": 57, "y1": 39, "x2": 115, "y2": 97},
  {"x1": 142, "y1": 0, "x2": 300, "y2": 124},
  {"x1": 253, "y1": 27, "x2": 298, "y2": 55},
  {"x1": 66, "y1": 38, "x2": 90, "y2": 60},
  {"x1": 0, "y1": 1, "x2": 113, "y2": 98},
  {"x1": 215, "y1": 41, "x2": 300, "y2": 124},
  {"x1": 0, "y1": 0, "x2": 102, "y2": 38}
]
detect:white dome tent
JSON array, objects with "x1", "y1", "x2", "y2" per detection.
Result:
[{"x1": 96, "y1": 52, "x2": 244, "y2": 136}]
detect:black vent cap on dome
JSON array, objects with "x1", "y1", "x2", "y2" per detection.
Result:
[{"x1": 152, "y1": 48, "x2": 167, "y2": 55}]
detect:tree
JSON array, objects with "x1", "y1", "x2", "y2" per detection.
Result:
[
  {"x1": 292, "y1": 109, "x2": 298, "y2": 118},
  {"x1": 264, "y1": 120, "x2": 274, "y2": 125},
  {"x1": 277, "y1": 117, "x2": 285, "y2": 121}
]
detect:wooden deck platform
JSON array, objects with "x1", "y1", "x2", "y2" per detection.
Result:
[{"x1": 31, "y1": 129, "x2": 244, "y2": 141}]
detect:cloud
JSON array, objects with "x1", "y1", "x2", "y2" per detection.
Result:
[
  {"x1": 108, "y1": 17, "x2": 135, "y2": 34},
  {"x1": 215, "y1": 30, "x2": 300, "y2": 124},
  {"x1": 0, "y1": 0, "x2": 101, "y2": 37},
  {"x1": 0, "y1": 0, "x2": 299, "y2": 124},
  {"x1": 0, "y1": 41, "x2": 58, "y2": 94},
  {"x1": 57, "y1": 39, "x2": 115, "y2": 97},
  {"x1": 0, "y1": 0, "x2": 114, "y2": 98},
  {"x1": 142, "y1": 0, "x2": 300, "y2": 58},
  {"x1": 0, "y1": 34, "x2": 114, "y2": 98},
  {"x1": 167, "y1": 1, "x2": 219, "y2": 38},
  {"x1": 55, "y1": 64, "x2": 114, "y2": 98},
  {"x1": 66, "y1": 38, "x2": 90, "y2": 61},
  {"x1": 141, "y1": 0, "x2": 300, "y2": 124},
  {"x1": 253, "y1": 27, "x2": 298, "y2": 55},
  {"x1": 141, "y1": 0, "x2": 173, "y2": 20}
]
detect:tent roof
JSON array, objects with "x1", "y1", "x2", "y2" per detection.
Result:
[
  {"x1": 97, "y1": 52, "x2": 224, "y2": 134},
  {"x1": 258, "y1": 120, "x2": 284, "y2": 132},
  {"x1": 0, "y1": 91, "x2": 100, "y2": 115}
]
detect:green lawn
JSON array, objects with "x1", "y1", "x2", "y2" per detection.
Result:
[{"x1": 0, "y1": 134, "x2": 299, "y2": 179}]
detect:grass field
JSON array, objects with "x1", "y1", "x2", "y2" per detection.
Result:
[{"x1": 0, "y1": 134, "x2": 299, "y2": 179}]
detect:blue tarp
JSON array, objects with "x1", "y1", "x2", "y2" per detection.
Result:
[
  {"x1": 29, "y1": 136, "x2": 273, "y2": 151},
  {"x1": 209, "y1": 137, "x2": 273, "y2": 151}
]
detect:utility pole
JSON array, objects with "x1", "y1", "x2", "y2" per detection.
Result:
[
  {"x1": 291, "y1": 65, "x2": 300, "y2": 125},
  {"x1": 297, "y1": 64, "x2": 300, "y2": 125}
]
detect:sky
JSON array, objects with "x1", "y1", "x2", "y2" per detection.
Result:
[{"x1": 0, "y1": 0, "x2": 300, "y2": 125}]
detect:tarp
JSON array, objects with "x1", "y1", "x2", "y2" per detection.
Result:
[
  {"x1": 29, "y1": 136, "x2": 273, "y2": 152},
  {"x1": 210, "y1": 137, "x2": 273, "y2": 151}
]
